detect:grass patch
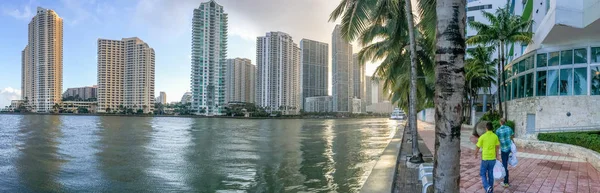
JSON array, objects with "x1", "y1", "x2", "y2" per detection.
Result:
[{"x1": 538, "y1": 131, "x2": 600, "y2": 153}]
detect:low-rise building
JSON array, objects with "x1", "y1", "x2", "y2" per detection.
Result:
[
  {"x1": 60, "y1": 101, "x2": 97, "y2": 114},
  {"x1": 366, "y1": 101, "x2": 395, "y2": 114},
  {"x1": 304, "y1": 96, "x2": 333, "y2": 113}
]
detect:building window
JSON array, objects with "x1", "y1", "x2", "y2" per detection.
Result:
[
  {"x1": 574, "y1": 67, "x2": 587, "y2": 95},
  {"x1": 592, "y1": 47, "x2": 600, "y2": 63},
  {"x1": 547, "y1": 70, "x2": 559, "y2": 95},
  {"x1": 537, "y1": 53, "x2": 547, "y2": 67},
  {"x1": 559, "y1": 68, "x2": 573, "y2": 95},
  {"x1": 467, "y1": 4, "x2": 493, "y2": 11},
  {"x1": 560, "y1": 50, "x2": 573, "y2": 65},
  {"x1": 537, "y1": 71, "x2": 547, "y2": 96},
  {"x1": 549, "y1": 51, "x2": 560, "y2": 66},
  {"x1": 574, "y1": 48, "x2": 587, "y2": 64},
  {"x1": 525, "y1": 73, "x2": 533, "y2": 97},
  {"x1": 467, "y1": 16, "x2": 475, "y2": 22},
  {"x1": 591, "y1": 67, "x2": 600, "y2": 95}
]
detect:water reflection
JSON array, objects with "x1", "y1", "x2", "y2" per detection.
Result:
[
  {"x1": 95, "y1": 116, "x2": 157, "y2": 192},
  {"x1": 0, "y1": 115, "x2": 396, "y2": 192},
  {"x1": 16, "y1": 115, "x2": 65, "y2": 192},
  {"x1": 299, "y1": 120, "x2": 336, "y2": 192}
]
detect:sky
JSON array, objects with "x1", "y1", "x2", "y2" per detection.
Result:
[{"x1": 0, "y1": 0, "x2": 381, "y2": 108}]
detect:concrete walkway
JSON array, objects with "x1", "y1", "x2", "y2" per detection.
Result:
[{"x1": 417, "y1": 121, "x2": 600, "y2": 193}]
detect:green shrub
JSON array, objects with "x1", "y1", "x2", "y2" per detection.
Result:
[
  {"x1": 480, "y1": 110, "x2": 501, "y2": 122},
  {"x1": 538, "y1": 132, "x2": 600, "y2": 153}
]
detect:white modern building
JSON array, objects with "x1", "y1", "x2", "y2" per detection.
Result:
[
  {"x1": 300, "y1": 39, "x2": 329, "y2": 110},
  {"x1": 332, "y1": 25, "x2": 354, "y2": 112},
  {"x1": 22, "y1": 7, "x2": 63, "y2": 113},
  {"x1": 97, "y1": 37, "x2": 155, "y2": 113},
  {"x1": 225, "y1": 58, "x2": 255, "y2": 103},
  {"x1": 466, "y1": 0, "x2": 508, "y2": 122},
  {"x1": 256, "y1": 32, "x2": 301, "y2": 114},
  {"x1": 180, "y1": 92, "x2": 192, "y2": 104},
  {"x1": 500, "y1": 0, "x2": 600, "y2": 136},
  {"x1": 304, "y1": 96, "x2": 333, "y2": 113},
  {"x1": 191, "y1": 0, "x2": 228, "y2": 116}
]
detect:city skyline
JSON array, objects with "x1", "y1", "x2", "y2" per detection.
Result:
[{"x1": 0, "y1": 0, "x2": 381, "y2": 108}]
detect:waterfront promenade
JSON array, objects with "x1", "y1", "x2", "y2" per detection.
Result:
[{"x1": 417, "y1": 121, "x2": 600, "y2": 193}]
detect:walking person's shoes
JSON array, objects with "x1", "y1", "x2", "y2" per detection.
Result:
[
  {"x1": 501, "y1": 182, "x2": 510, "y2": 188},
  {"x1": 486, "y1": 187, "x2": 493, "y2": 193}
]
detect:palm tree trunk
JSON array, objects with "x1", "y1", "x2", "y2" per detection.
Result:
[
  {"x1": 497, "y1": 44, "x2": 504, "y2": 117},
  {"x1": 404, "y1": 0, "x2": 423, "y2": 163},
  {"x1": 434, "y1": 0, "x2": 466, "y2": 191},
  {"x1": 500, "y1": 40, "x2": 507, "y2": 119}
]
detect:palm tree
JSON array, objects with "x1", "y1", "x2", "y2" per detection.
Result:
[
  {"x1": 465, "y1": 46, "x2": 498, "y2": 124},
  {"x1": 433, "y1": 0, "x2": 466, "y2": 191},
  {"x1": 403, "y1": 0, "x2": 424, "y2": 163},
  {"x1": 467, "y1": 6, "x2": 533, "y2": 118}
]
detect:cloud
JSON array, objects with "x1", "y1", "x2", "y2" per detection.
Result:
[
  {"x1": 2, "y1": 5, "x2": 34, "y2": 21},
  {"x1": 0, "y1": 87, "x2": 21, "y2": 109}
]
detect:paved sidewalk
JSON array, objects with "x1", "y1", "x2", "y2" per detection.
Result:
[{"x1": 417, "y1": 121, "x2": 600, "y2": 193}]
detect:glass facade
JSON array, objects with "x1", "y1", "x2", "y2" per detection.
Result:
[
  {"x1": 591, "y1": 66, "x2": 600, "y2": 95},
  {"x1": 559, "y1": 68, "x2": 572, "y2": 95},
  {"x1": 537, "y1": 71, "x2": 546, "y2": 96},
  {"x1": 501, "y1": 47, "x2": 600, "y2": 101}
]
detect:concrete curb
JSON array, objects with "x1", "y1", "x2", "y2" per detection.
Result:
[
  {"x1": 513, "y1": 138, "x2": 600, "y2": 172},
  {"x1": 360, "y1": 123, "x2": 405, "y2": 193}
]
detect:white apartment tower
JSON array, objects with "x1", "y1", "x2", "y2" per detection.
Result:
[
  {"x1": 97, "y1": 37, "x2": 155, "y2": 113},
  {"x1": 191, "y1": 0, "x2": 228, "y2": 116},
  {"x1": 300, "y1": 39, "x2": 329, "y2": 110},
  {"x1": 225, "y1": 58, "x2": 255, "y2": 103},
  {"x1": 332, "y1": 25, "x2": 354, "y2": 112},
  {"x1": 256, "y1": 32, "x2": 301, "y2": 114},
  {"x1": 21, "y1": 7, "x2": 63, "y2": 112}
]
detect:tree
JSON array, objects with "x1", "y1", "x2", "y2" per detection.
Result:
[
  {"x1": 106, "y1": 107, "x2": 111, "y2": 113},
  {"x1": 466, "y1": 6, "x2": 533, "y2": 118},
  {"x1": 465, "y1": 46, "x2": 498, "y2": 123},
  {"x1": 404, "y1": 0, "x2": 424, "y2": 163},
  {"x1": 53, "y1": 103, "x2": 61, "y2": 113},
  {"x1": 136, "y1": 109, "x2": 144, "y2": 114},
  {"x1": 330, "y1": 0, "x2": 436, "y2": 164},
  {"x1": 433, "y1": 0, "x2": 466, "y2": 191},
  {"x1": 77, "y1": 106, "x2": 89, "y2": 114}
]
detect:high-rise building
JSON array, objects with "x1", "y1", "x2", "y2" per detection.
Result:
[
  {"x1": 365, "y1": 75, "x2": 373, "y2": 107},
  {"x1": 304, "y1": 96, "x2": 333, "y2": 112},
  {"x1": 353, "y1": 54, "x2": 366, "y2": 112},
  {"x1": 299, "y1": 39, "x2": 328, "y2": 110},
  {"x1": 63, "y1": 86, "x2": 97, "y2": 100},
  {"x1": 180, "y1": 92, "x2": 192, "y2": 104},
  {"x1": 97, "y1": 37, "x2": 155, "y2": 113},
  {"x1": 256, "y1": 32, "x2": 301, "y2": 114},
  {"x1": 191, "y1": 0, "x2": 228, "y2": 116},
  {"x1": 332, "y1": 25, "x2": 354, "y2": 112},
  {"x1": 21, "y1": 7, "x2": 63, "y2": 112},
  {"x1": 225, "y1": 58, "x2": 255, "y2": 103},
  {"x1": 157, "y1": 91, "x2": 167, "y2": 104}
]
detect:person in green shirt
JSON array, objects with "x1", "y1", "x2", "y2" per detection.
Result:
[{"x1": 474, "y1": 122, "x2": 500, "y2": 193}]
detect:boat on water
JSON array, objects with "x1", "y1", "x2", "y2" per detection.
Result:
[{"x1": 390, "y1": 108, "x2": 405, "y2": 120}]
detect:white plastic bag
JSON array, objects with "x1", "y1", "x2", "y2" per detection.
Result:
[
  {"x1": 510, "y1": 141, "x2": 517, "y2": 155},
  {"x1": 509, "y1": 153, "x2": 518, "y2": 167},
  {"x1": 493, "y1": 160, "x2": 506, "y2": 180}
]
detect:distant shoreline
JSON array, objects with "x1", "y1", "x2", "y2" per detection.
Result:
[{"x1": 0, "y1": 112, "x2": 391, "y2": 120}]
